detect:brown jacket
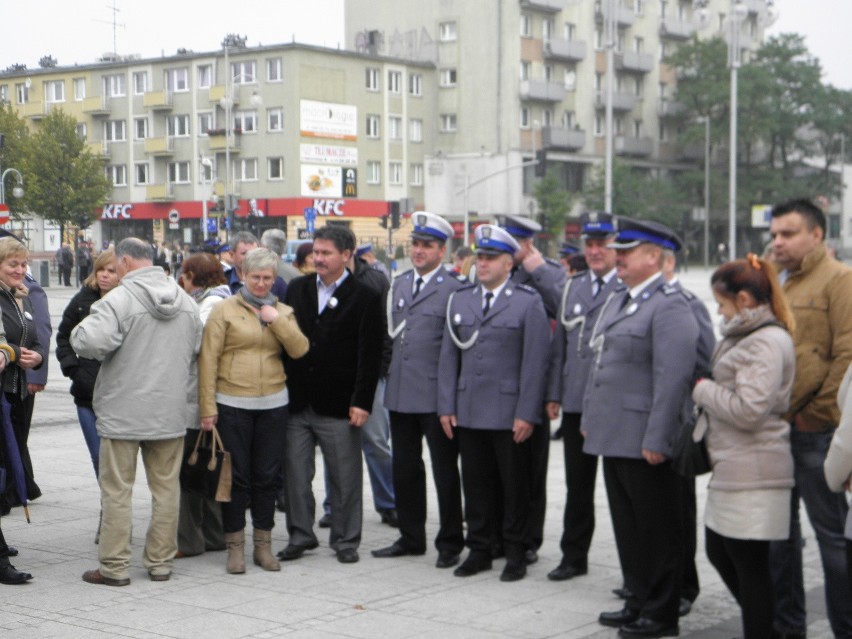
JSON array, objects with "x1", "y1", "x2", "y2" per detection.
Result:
[
  {"x1": 782, "y1": 245, "x2": 852, "y2": 429},
  {"x1": 198, "y1": 295, "x2": 309, "y2": 417}
]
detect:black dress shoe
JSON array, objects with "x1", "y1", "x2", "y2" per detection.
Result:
[
  {"x1": 500, "y1": 560, "x2": 527, "y2": 582},
  {"x1": 613, "y1": 586, "x2": 634, "y2": 600},
  {"x1": 371, "y1": 542, "x2": 424, "y2": 558},
  {"x1": 490, "y1": 545, "x2": 505, "y2": 559},
  {"x1": 678, "y1": 598, "x2": 692, "y2": 617},
  {"x1": 524, "y1": 549, "x2": 538, "y2": 565},
  {"x1": 318, "y1": 513, "x2": 332, "y2": 528},
  {"x1": 276, "y1": 542, "x2": 319, "y2": 561},
  {"x1": 453, "y1": 554, "x2": 493, "y2": 577},
  {"x1": 618, "y1": 617, "x2": 678, "y2": 637},
  {"x1": 599, "y1": 607, "x2": 640, "y2": 628},
  {"x1": 337, "y1": 548, "x2": 359, "y2": 564},
  {"x1": 547, "y1": 560, "x2": 588, "y2": 581},
  {"x1": 0, "y1": 558, "x2": 31, "y2": 585},
  {"x1": 378, "y1": 509, "x2": 399, "y2": 527},
  {"x1": 435, "y1": 550, "x2": 460, "y2": 569}
]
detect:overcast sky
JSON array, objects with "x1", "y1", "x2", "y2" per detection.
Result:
[{"x1": 1, "y1": 0, "x2": 849, "y2": 90}]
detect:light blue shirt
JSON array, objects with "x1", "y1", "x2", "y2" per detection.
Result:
[{"x1": 317, "y1": 270, "x2": 349, "y2": 313}]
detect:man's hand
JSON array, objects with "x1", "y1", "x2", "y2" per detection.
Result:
[
  {"x1": 200, "y1": 415, "x2": 217, "y2": 432},
  {"x1": 642, "y1": 449, "x2": 665, "y2": 465},
  {"x1": 17, "y1": 347, "x2": 42, "y2": 370},
  {"x1": 513, "y1": 418, "x2": 534, "y2": 443},
  {"x1": 349, "y1": 407, "x2": 369, "y2": 427},
  {"x1": 546, "y1": 402, "x2": 561, "y2": 421},
  {"x1": 522, "y1": 245, "x2": 545, "y2": 273},
  {"x1": 259, "y1": 305, "x2": 279, "y2": 324},
  {"x1": 440, "y1": 415, "x2": 457, "y2": 439},
  {"x1": 27, "y1": 383, "x2": 45, "y2": 394}
]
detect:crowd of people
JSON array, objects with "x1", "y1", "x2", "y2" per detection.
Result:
[{"x1": 0, "y1": 198, "x2": 851, "y2": 638}]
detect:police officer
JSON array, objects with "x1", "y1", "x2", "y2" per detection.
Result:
[
  {"x1": 438, "y1": 225, "x2": 550, "y2": 582},
  {"x1": 583, "y1": 218, "x2": 698, "y2": 638},
  {"x1": 545, "y1": 211, "x2": 622, "y2": 582},
  {"x1": 372, "y1": 212, "x2": 465, "y2": 569}
]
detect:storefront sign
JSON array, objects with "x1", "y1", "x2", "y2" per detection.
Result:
[
  {"x1": 300, "y1": 165, "x2": 342, "y2": 198},
  {"x1": 299, "y1": 143, "x2": 358, "y2": 167},
  {"x1": 300, "y1": 100, "x2": 357, "y2": 141}
]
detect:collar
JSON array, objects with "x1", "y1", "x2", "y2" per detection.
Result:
[
  {"x1": 414, "y1": 264, "x2": 443, "y2": 288},
  {"x1": 785, "y1": 244, "x2": 828, "y2": 280},
  {"x1": 628, "y1": 271, "x2": 663, "y2": 299},
  {"x1": 317, "y1": 269, "x2": 349, "y2": 291},
  {"x1": 482, "y1": 279, "x2": 509, "y2": 303},
  {"x1": 590, "y1": 267, "x2": 617, "y2": 285}
]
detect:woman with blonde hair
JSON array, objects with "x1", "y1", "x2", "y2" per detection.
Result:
[{"x1": 692, "y1": 253, "x2": 796, "y2": 639}]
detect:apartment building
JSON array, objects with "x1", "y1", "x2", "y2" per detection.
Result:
[{"x1": 0, "y1": 42, "x2": 434, "y2": 251}]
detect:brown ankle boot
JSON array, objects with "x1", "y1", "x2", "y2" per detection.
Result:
[
  {"x1": 225, "y1": 530, "x2": 245, "y2": 574},
  {"x1": 252, "y1": 529, "x2": 280, "y2": 571}
]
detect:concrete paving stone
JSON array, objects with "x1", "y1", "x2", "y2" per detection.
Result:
[
  {"x1": 220, "y1": 591, "x2": 353, "y2": 624},
  {"x1": 148, "y1": 609, "x2": 282, "y2": 639}
]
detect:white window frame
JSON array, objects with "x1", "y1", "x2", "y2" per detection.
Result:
[
  {"x1": 239, "y1": 158, "x2": 258, "y2": 181},
  {"x1": 234, "y1": 110, "x2": 258, "y2": 133},
  {"x1": 104, "y1": 120, "x2": 126, "y2": 142},
  {"x1": 594, "y1": 115, "x2": 604, "y2": 136},
  {"x1": 267, "y1": 58, "x2": 282, "y2": 82},
  {"x1": 440, "y1": 68, "x2": 457, "y2": 87},
  {"x1": 520, "y1": 107, "x2": 531, "y2": 129},
  {"x1": 167, "y1": 114, "x2": 190, "y2": 137},
  {"x1": 388, "y1": 70, "x2": 402, "y2": 93},
  {"x1": 408, "y1": 73, "x2": 422, "y2": 96},
  {"x1": 133, "y1": 71, "x2": 147, "y2": 95},
  {"x1": 44, "y1": 80, "x2": 65, "y2": 103},
  {"x1": 166, "y1": 68, "x2": 189, "y2": 92},
  {"x1": 267, "y1": 108, "x2": 283, "y2": 132},
  {"x1": 73, "y1": 78, "x2": 86, "y2": 101},
  {"x1": 198, "y1": 112, "x2": 213, "y2": 136},
  {"x1": 542, "y1": 18, "x2": 554, "y2": 40},
  {"x1": 197, "y1": 64, "x2": 212, "y2": 89},
  {"x1": 388, "y1": 116, "x2": 402, "y2": 140},
  {"x1": 268, "y1": 157, "x2": 284, "y2": 180},
  {"x1": 168, "y1": 161, "x2": 191, "y2": 184},
  {"x1": 231, "y1": 61, "x2": 256, "y2": 84},
  {"x1": 107, "y1": 164, "x2": 127, "y2": 186},
  {"x1": 76, "y1": 123, "x2": 87, "y2": 140},
  {"x1": 439, "y1": 21, "x2": 457, "y2": 42},
  {"x1": 105, "y1": 74, "x2": 125, "y2": 97},
  {"x1": 388, "y1": 161, "x2": 403, "y2": 185},
  {"x1": 409, "y1": 118, "x2": 423, "y2": 143},
  {"x1": 520, "y1": 61, "x2": 530, "y2": 81},
  {"x1": 440, "y1": 114, "x2": 457, "y2": 132},
  {"x1": 410, "y1": 163, "x2": 424, "y2": 187},
  {"x1": 134, "y1": 117, "x2": 148, "y2": 140},
  {"x1": 0, "y1": 85, "x2": 8, "y2": 104},
  {"x1": 366, "y1": 114, "x2": 381, "y2": 139},
  {"x1": 520, "y1": 14, "x2": 532, "y2": 37},
  {"x1": 543, "y1": 109, "x2": 553, "y2": 127},
  {"x1": 135, "y1": 162, "x2": 149, "y2": 185},
  {"x1": 367, "y1": 161, "x2": 381, "y2": 184},
  {"x1": 366, "y1": 67, "x2": 380, "y2": 91}
]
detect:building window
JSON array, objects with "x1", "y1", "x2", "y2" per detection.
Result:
[
  {"x1": 76, "y1": 123, "x2": 87, "y2": 140},
  {"x1": 73, "y1": 78, "x2": 86, "y2": 101},
  {"x1": 200, "y1": 161, "x2": 214, "y2": 182},
  {"x1": 595, "y1": 72, "x2": 603, "y2": 92},
  {"x1": 635, "y1": 0, "x2": 644, "y2": 14},
  {"x1": 594, "y1": 27, "x2": 604, "y2": 50},
  {"x1": 268, "y1": 157, "x2": 284, "y2": 180},
  {"x1": 15, "y1": 83, "x2": 28, "y2": 104},
  {"x1": 234, "y1": 110, "x2": 258, "y2": 133},
  {"x1": 634, "y1": 36, "x2": 644, "y2": 53},
  {"x1": 135, "y1": 163, "x2": 149, "y2": 185},
  {"x1": 562, "y1": 110, "x2": 575, "y2": 128},
  {"x1": 133, "y1": 71, "x2": 147, "y2": 95},
  {"x1": 134, "y1": 117, "x2": 148, "y2": 140},
  {"x1": 409, "y1": 118, "x2": 423, "y2": 142},
  {"x1": 198, "y1": 112, "x2": 213, "y2": 135},
  {"x1": 410, "y1": 163, "x2": 423, "y2": 186},
  {"x1": 520, "y1": 61, "x2": 530, "y2": 81},
  {"x1": 543, "y1": 109, "x2": 553, "y2": 127},
  {"x1": 659, "y1": 122, "x2": 668, "y2": 142},
  {"x1": 564, "y1": 22, "x2": 576, "y2": 41},
  {"x1": 366, "y1": 67, "x2": 380, "y2": 91},
  {"x1": 542, "y1": 18, "x2": 554, "y2": 40},
  {"x1": 439, "y1": 21, "x2": 457, "y2": 41},
  {"x1": 388, "y1": 70, "x2": 402, "y2": 93},
  {"x1": 520, "y1": 107, "x2": 530, "y2": 129},
  {"x1": 388, "y1": 161, "x2": 403, "y2": 185},
  {"x1": 166, "y1": 68, "x2": 189, "y2": 92},
  {"x1": 44, "y1": 80, "x2": 65, "y2": 103},
  {"x1": 366, "y1": 114, "x2": 380, "y2": 138},
  {"x1": 388, "y1": 116, "x2": 402, "y2": 140},
  {"x1": 231, "y1": 61, "x2": 256, "y2": 84},
  {"x1": 544, "y1": 65, "x2": 554, "y2": 81},
  {"x1": 660, "y1": 41, "x2": 669, "y2": 61},
  {"x1": 168, "y1": 161, "x2": 190, "y2": 184},
  {"x1": 440, "y1": 68, "x2": 457, "y2": 87},
  {"x1": 267, "y1": 58, "x2": 282, "y2": 82},
  {"x1": 367, "y1": 161, "x2": 381, "y2": 184},
  {"x1": 197, "y1": 64, "x2": 212, "y2": 89},
  {"x1": 594, "y1": 115, "x2": 604, "y2": 136},
  {"x1": 409, "y1": 73, "x2": 422, "y2": 96},
  {"x1": 107, "y1": 165, "x2": 127, "y2": 186},
  {"x1": 0, "y1": 85, "x2": 8, "y2": 104},
  {"x1": 167, "y1": 114, "x2": 190, "y2": 137},
  {"x1": 520, "y1": 14, "x2": 532, "y2": 37},
  {"x1": 268, "y1": 108, "x2": 283, "y2": 132},
  {"x1": 104, "y1": 74, "x2": 125, "y2": 97},
  {"x1": 440, "y1": 113, "x2": 457, "y2": 132},
  {"x1": 104, "y1": 120, "x2": 126, "y2": 142},
  {"x1": 634, "y1": 120, "x2": 643, "y2": 137},
  {"x1": 239, "y1": 158, "x2": 258, "y2": 181},
  {"x1": 564, "y1": 67, "x2": 577, "y2": 91}
]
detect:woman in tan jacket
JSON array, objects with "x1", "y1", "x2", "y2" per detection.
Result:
[
  {"x1": 199, "y1": 248, "x2": 309, "y2": 574},
  {"x1": 692, "y1": 254, "x2": 796, "y2": 639}
]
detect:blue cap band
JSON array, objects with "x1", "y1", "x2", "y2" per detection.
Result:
[
  {"x1": 413, "y1": 225, "x2": 449, "y2": 242},
  {"x1": 477, "y1": 238, "x2": 516, "y2": 254},
  {"x1": 615, "y1": 229, "x2": 678, "y2": 251},
  {"x1": 502, "y1": 225, "x2": 535, "y2": 239},
  {"x1": 583, "y1": 222, "x2": 616, "y2": 234}
]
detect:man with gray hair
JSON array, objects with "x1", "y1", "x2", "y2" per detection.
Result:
[
  {"x1": 71, "y1": 237, "x2": 202, "y2": 586},
  {"x1": 260, "y1": 228, "x2": 301, "y2": 283}
]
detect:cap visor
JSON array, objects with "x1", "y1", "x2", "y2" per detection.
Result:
[
  {"x1": 608, "y1": 239, "x2": 643, "y2": 250},
  {"x1": 475, "y1": 247, "x2": 508, "y2": 256},
  {"x1": 410, "y1": 230, "x2": 444, "y2": 242}
]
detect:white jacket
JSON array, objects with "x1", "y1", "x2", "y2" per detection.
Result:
[{"x1": 825, "y1": 364, "x2": 852, "y2": 538}]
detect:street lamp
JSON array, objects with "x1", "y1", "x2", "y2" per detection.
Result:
[
  {"x1": 696, "y1": 117, "x2": 711, "y2": 266},
  {"x1": 0, "y1": 168, "x2": 24, "y2": 204},
  {"x1": 603, "y1": 0, "x2": 617, "y2": 213}
]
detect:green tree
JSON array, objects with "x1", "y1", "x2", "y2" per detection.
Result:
[
  {"x1": 23, "y1": 109, "x2": 111, "y2": 239},
  {"x1": 0, "y1": 104, "x2": 30, "y2": 217},
  {"x1": 533, "y1": 171, "x2": 575, "y2": 255}
]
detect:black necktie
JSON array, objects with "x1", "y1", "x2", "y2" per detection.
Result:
[
  {"x1": 413, "y1": 277, "x2": 424, "y2": 298},
  {"x1": 594, "y1": 277, "x2": 605, "y2": 298},
  {"x1": 620, "y1": 292, "x2": 632, "y2": 311},
  {"x1": 483, "y1": 292, "x2": 494, "y2": 315}
]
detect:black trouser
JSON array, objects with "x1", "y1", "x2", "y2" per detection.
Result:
[
  {"x1": 681, "y1": 476, "x2": 700, "y2": 602},
  {"x1": 389, "y1": 411, "x2": 464, "y2": 554},
  {"x1": 705, "y1": 527, "x2": 774, "y2": 639},
  {"x1": 559, "y1": 412, "x2": 597, "y2": 565},
  {"x1": 603, "y1": 456, "x2": 683, "y2": 624},
  {"x1": 458, "y1": 428, "x2": 531, "y2": 562},
  {"x1": 216, "y1": 403, "x2": 288, "y2": 533},
  {"x1": 527, "y1": 417, "x2": 549, "y2": 550}
]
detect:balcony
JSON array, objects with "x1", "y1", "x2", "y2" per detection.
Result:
[
  {"x1": 594, "y1": 90, "x2": 637, "y2": 111},
  {"x1": 143, "y1": 137, "x2": 174, "y2": 156},
  {"x1": 542, "y1": 126, "x2": 586, "y2": 151},
  {"x1": 617, "y1": 51, "x2": 655, "y2": 73},
  {"x1": 678, "y1": 143, "x2": 704, "y2": 161},
  {"x1": 659, "y1": 17, "x2": 695, "y2": 40},
  {"x1": 615, "y1": 135, "x2": 654, "y2": 157},
  {"x1": 208, "y1": 85, "x2": 236, "y2": 104},
  {"x1": 595, "y1": 2, "x2": 635, "y2": 28},
  {"x1": 543, "y1": 38, "x2": 587, "y2": 63},
  {"x1": 207, "y1": 130, "x2": 241, "y2": 152},
  {"x1": 143, "y1": 90, "x2": 173, "y2": 111},
  {"x1": 520, "y1": 79, "x2": 566, "y2": 102},
  {"x1": 657, "y1": 99, "x2": 686, "y2": 118},
  {"x1": 85, "y1": 140, "x2": 110, "y2": 160},
  {"x1": 146, "y1": 184, "x2": 174, "y2": 202},
  {"x1": 82, "y1": 95, "x2": 110, "y2": 116},
  {"x1": 19, "y1": 101, "x2": 45, "y2": 120},
  {"x1": 519, "y1": 0, "x2": 567, "y2": 13}
]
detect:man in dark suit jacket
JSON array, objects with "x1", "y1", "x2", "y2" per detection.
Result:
[{"x1": 278, "y1": 225, "x2": 384, "y2": 565}]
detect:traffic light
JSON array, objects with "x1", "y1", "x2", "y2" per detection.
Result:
[
  {"x1": 535, "y1": 149, "x2": 547, "y2": 177},
  {"x1": 379, "y1": 214, "x2": 389, "y2": 229},
  {"x1": 390, "y1": 201, "x2": 400, "y2": 229}
]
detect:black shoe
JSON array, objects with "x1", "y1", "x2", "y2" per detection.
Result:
[
  {"x1": 618, "y1": 618, "x2": 678, "y2": 637},
  {"x1": 547, "y1": 560, "x2": 588, "y2": 581},
  {"x1": 275, "y1": 494, "x2": 287, "y2": 513},
  {"x1": 490, "y1": 545, "x2": 505, "y2": 560},
  {"x1": 435, "y1": 550, "x2": 461, "y2": 569},
  {"x1": 500, "y1": 560, "x2": 527, "y2": 582},
  {"x1": 524, "y1": 549, "x2": 538, "y2": 565},
  {"x1": 318, "y1": 513, "x2": 332, "y2": 528},
  {"x1": 678, "y1": 598, "x2": 692, "y2": 617},
  {"x1": 6, "y1": 547, "x2": 17, "y2": 557},
  {"x1": 276, "y1": 542, "x2": 319, "y2": 561},
  {"x1": 0, "y1": 558, "x2": 31, "y2": 585},
  {"x1": 378, "y1": 509, "x2": 399, "y2": 528},
  {"x1": 337, "y1": 548, "x2": 360, "y2": 564},
  {"x1": 371, "y1": 542, "x2": 423, "y2": 558},
  {"x1": 453, "y1": 554, "x2": 493, "y2": 577},
  {"x1": 599, "y1": 608, "x2": 640, "y2": 628},
  {"x1": 613, "y1": 586, "x2": 634, "y2": 600}
]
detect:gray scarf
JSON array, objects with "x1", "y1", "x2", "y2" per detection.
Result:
[{"x1": 239, "y1": 286, "x2": 276, "y2": 310}]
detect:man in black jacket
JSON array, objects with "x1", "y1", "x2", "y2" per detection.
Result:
[{"x1": 278, "y1": 225, "x2": 384, "y2": 564}]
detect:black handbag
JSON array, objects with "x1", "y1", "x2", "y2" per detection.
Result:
[
  {"x1": 180, "y1": 427, "x2": 232, "y2": 502},
  {"x1": 671, "y1": 405, "x2": 711, "y2": 478}
]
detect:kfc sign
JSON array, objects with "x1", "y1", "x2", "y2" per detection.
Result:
[
  {"x1": 102, "y1": 204, "x2": 134, "y2": 219},
  {"x1": 312, "y1": 199, "x2": 345, "y2": 216}
]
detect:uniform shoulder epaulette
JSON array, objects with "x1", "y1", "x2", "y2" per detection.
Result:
[
  {"x1": 679, "y1": 288, "x2": 695, "y2": 301},
  {"x1": 454, "y1": 273, "x2": 468, "y2": 283},
  {"x1": 662, "y1": 284, "x2": 679, "y2": 296},
  {"x1": 516, "y1": 283, "x2": 538, "y2": 294},
  {"x1": 397, "y1": 268, "x2": 413, "y2": 278},
  {"x1": 568, "y1": 269, "x2": 588, "y2": 280},
  {"x1": 545, "y1": 257, "x2": 562, "y2": 268},
  {"x1": 457, "y1": 282, "x2": 477, "y2": 292}
]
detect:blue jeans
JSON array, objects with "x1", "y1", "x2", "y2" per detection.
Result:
[
  {"x1": 76, "y1": 406, "x2": 100, "y2": 478},
  {"x1": 323, "y1": 378, "x2": 395, "y2": 514},
  {"x1": 770, "y1": 429, "x2": 852, "y2": 637}
]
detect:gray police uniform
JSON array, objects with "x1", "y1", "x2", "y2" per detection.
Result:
[
  {"x1": 546, "y1": 269, "x2": 623, "y2": 570},
  {"x1": 582, "y1": 274, "x2": 698, "y2": 625},
  {"x1": 437, "y1": 280, "x2": 550, "y2": 565},
  {"x1": 384, "y1": 266, "x2": 466, "y2": 555}
]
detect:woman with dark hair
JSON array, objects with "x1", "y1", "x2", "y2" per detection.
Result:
[
  {"x1": 692, "y1": 253, "x2": 796, "y2": 639},
  {"x1": 294, "y1": 241, "x2": 314, "y2": 274}
]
